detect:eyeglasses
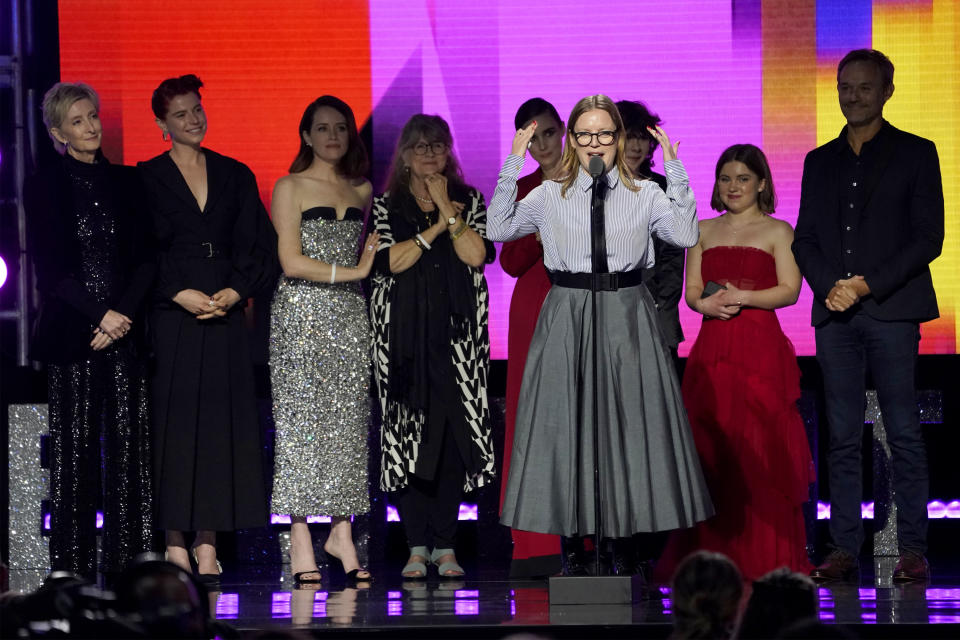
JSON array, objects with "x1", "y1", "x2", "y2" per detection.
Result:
[
  {"x1": 412, "y1": 141, "x2": 449, "y2": 156},
  {"x1": 573, "y1": 130, "x2": 617, "y2": 146}
]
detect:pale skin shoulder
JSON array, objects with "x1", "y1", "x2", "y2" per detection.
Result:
[{"x1": 271, "y1": 174, "x2": 377, "y2": 283}]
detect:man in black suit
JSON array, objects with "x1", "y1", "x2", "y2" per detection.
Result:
[{"x1": 793, "y1": 49, "x2": 944, "y2": 582}]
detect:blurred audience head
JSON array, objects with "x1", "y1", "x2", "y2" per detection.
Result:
[
  {"x1": 736, "y1": 567, "x2": 817, "y2": 640},
  {"x1": 670, "y1": 550, "x2": 743, "y2": 639},
  {"x1": 114, "y1": 553, "x2": 209, "y2": 638}
]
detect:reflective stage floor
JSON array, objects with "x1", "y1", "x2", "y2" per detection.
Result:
[
  {"x1": 192, "y1": 573, "x2": 960, "y2": 638},
  {"x1": 12, "y1": 565, "x2": 958, "y2": 638}
]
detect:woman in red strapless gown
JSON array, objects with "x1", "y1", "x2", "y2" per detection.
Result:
[
  {"x1": 499, "y1": 98, "x2": 566, "y2": 577},
  {"x1": 658, "y1": 144, "x2": 814, "y2": 582}
]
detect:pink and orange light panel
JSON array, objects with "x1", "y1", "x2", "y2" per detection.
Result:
[{"x1": 58, "y1": 0, "x2": 959, "y2": 356}]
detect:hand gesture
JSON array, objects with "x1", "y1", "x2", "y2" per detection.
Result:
[
  {"x1": 356, "y1": 232, "x2": 380, "y2": 278},
  {"x1": 98, "y1": 309, "x2": 131, "y2": 340},
  {"x1": 647, "y1": 125, "x2": 679, "y2": 162},
  {"x1": 90, "y1": 329, "x2": 114, "y2": 351},
  {"x1": 210, "y1": 288, "x2": 242, "y2": 311},
  {"x1": 423, "y1": 173, "x2": 451, "y2": 210},
  {"x1": 825, "y1": 280, "x2": 860, "y2": 312},
  {"x1": 512, "y1": 121, "x2": 537, "y2": 157},
  {"x1": 700, "y1": 285, "x2": 741, "y2": 320},
  {"x1": 173, "y1": 289, "x2": 221, "y2": 317}
]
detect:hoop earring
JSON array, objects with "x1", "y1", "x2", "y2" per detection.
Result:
[{"x1": 162, "y1": 131, "x2": 170, "y2": 142}]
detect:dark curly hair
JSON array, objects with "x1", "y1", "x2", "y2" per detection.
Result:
[{"x1": 151, "y1": 74, "x2": 203, "y2": 119}]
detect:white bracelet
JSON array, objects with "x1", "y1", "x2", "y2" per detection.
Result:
[
  {"x1": 416, "y1": 233, "x2": 432, "y2": 250},
  {"x1": 330, "y1": 262, "x2": 337, "y2": 284}
]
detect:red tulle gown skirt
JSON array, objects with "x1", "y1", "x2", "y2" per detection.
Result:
[{"x1": 658, "y1": 246, "x2": 814, "y2": 582}]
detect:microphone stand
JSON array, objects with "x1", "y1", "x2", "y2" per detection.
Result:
[
  {"x1": 588, "y1": 166, "x2": 604, "y2": 578},
  {"x1": 548, "y1": 158, "x2": 639, "y2": 606}
]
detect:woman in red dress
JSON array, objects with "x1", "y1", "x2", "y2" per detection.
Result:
[
  {"x1": 658, "y1": 144, "x2": 814, "y2": 581},
  {"x1": 499, "y1": 98, "x2": 566, "y2": 577}
]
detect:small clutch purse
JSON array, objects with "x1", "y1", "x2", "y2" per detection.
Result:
[{"x1": 701, "y1": 280, "x2": 727, "y2": 298}]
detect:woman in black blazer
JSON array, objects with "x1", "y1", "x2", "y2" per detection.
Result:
[
  {"x1": 138, "y1": 74, "x2": 277, "y2": 583},
  {"x1": 25, "y1": 82, "x2": 155, "y2": 580}
]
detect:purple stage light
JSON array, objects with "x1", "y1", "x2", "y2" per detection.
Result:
[
  {"x1": 306, "y1": 515, "x2": 333, "y2": 524},
  {"x1": 271, "y1": 514, "x2": 291, "y2": 524},
  {"x1": 387, "y1": 590, "x2": 402, "y2": 599},
  {"x1": 271, "y1": 592, "x2": 292, "y2": 618},
  {"x1": 0, "y1": 256, "x2": 8, "y2": 290},
  {"x1": 930, "y1": 616, "x2": 960, "y2": 624},
  {"x1": 659, "y1": 586, "x2": 671, "y2": 595},
  {"x1": 455, "y1": 600, "x2": 479, "y2": 616},
  {"x1": 858, "y1": 588, "x2": 876, "y2": 599},
  {"x1": 458, "y1": 503, "x2": 478, "y2": 521},
  {"x1": 927, "y1": 588, "x2": 960, "y2": 599},
  {"x1": 455, "y1": 590, "x2": 479, "y2": 598},
  {"x1": 387, "y1": 601, "x2": 403, "y2": 616},
  {"x1": 313, "y1": 592, "x2": 327, "y2": 617},
  {"x1": 96, "y1": 512, "x2": 103, "y2": 529},
  {"x1": 386, "y1": 505, "x2": 400, "y2": 522},
  {"x1": 44, "y1": 514, "x2": 50, "y2": 530},
  {"x1": 816, "y1": 501, "x2": 960, "y2": 520},
  {"x1": 215, "y1": 593, "x2": 239, "y2": 619},
  {"x1": 510, "y1": 599, "x2": 516, "y2": 616},
  {"x1": 861, "y1": 613, "x2": 877, "y2": 623},
  {"x1": 819, "y1": 612, "x2": 835, "y2": 621}
]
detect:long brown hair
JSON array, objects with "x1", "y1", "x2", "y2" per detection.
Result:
[
  {"x1": 558, "y1": 94, "x2": 638, "y2": 197},
  {"x1": 383, "y1": 114, "x2": 466, "y2": 195},
  {"x1": 289, "y1": 95, "x2": 369, "y2": 178}
]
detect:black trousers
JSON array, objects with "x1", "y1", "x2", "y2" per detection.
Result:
[
  {"x1": 816, "y1": 312, "x2": 928, "y2": 556},
  {"x1": 48, "y1": 347, "x2": 153, "y2": 578},
  {"x1": 397, "y1": 426, "x2": 466, "y2": 550}
]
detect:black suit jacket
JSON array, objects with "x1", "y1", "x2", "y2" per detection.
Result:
[
  {"x1": 138, "y1": 149, "x2": 279, "y2": 306},
  {"x1": 792, "y1": 122, "x2": 943, "y2": 327},
  {"x1": 24, "y1": 155, "x2": 155, "y2": 364}
]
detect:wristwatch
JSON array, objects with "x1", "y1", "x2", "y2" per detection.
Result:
[{"x1": 447, "y1": 215, "x2": 457, "y2": 226}]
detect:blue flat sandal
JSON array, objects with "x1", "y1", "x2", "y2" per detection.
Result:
[
  {"x1": 431, "y1": 548, "x2": 465, "y2": 579},
  {"x1": 402, "y1": 546, "x2": 429, "y2": 580}
]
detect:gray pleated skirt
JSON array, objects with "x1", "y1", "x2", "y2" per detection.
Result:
[{"x1": 500, "y1": 283, "x2": 715, "y2": 537}]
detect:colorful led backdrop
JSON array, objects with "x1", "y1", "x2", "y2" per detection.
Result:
[{"x1": 58, "y1": 0, "x2": 959, "y2": 357}]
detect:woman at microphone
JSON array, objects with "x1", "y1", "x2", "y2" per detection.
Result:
[{"x1": 487, "y1": 94, "x2": 713, "y2": 569}]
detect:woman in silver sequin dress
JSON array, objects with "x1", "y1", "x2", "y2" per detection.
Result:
[
  {"x1": 25, "y1": 82, "x2": 154, "y2": 579},
  {"x1": 269, "y1": 96, "x2": 378, "y2": 584}
]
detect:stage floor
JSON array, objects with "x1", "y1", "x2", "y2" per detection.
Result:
[
  {"x1": 8, "y1": 566, "x2": 960, "y2": 638},
  {"x1": 212, "y1": 571, "x2": 960, "y2": 638}
]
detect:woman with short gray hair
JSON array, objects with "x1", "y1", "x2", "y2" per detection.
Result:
[{"x1": 25, "y1": 81, "x2": 156, "y2": 580}]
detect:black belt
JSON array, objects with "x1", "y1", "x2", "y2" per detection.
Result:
[
  {"x1": 548, "y1": 269, "x2": 644, "y2": 291},
  {"x1": 168, "y1": 242, "x2": 232, "y2": 258}
]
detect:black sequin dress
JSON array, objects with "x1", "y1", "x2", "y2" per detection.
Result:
[{"x1": 25, "y1": 152, "x2": 156, "y2": 578}]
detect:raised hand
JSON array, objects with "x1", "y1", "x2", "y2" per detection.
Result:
[
  {"x1": 511, "y1": 121, "x2": 538, "y2": 157},
  {"x1": 423, "y1": 173, "x2": 452, "y2": 210},
  {"x1": 647, "y1": 125, "x2": 680, "y2": 162}
]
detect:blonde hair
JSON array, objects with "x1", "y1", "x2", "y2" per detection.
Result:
[
  {"x1": 558, "y1": 94, "x2": 638, "y2": 197},
  {"x1": 41, "y1": 82, "x2": 100, "y2": 155}
]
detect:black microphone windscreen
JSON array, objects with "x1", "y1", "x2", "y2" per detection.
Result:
[{"x1": 588, "y1": 155, "x2": 604, "y2": 178}]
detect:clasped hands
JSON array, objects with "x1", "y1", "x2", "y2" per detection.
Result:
[
  {"x1": 91, "y1": 309, "x2": 132, "y2": 350},
  {"x1": 700, "y1": 283, "x2": 743, "y2": 321},
  {"x1": 826, "y1": 276, "x2": 869, "y2": 312},
  {"x1": 173, "y1": 287, "x2": 242, "y2": 320}
]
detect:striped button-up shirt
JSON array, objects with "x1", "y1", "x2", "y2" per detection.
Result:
[{"x1": 487, "y1": 155, "x2": 698, "y2": 273}]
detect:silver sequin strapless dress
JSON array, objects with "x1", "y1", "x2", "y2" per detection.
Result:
[{"x1": 270, "y1": 206, "x2": 371, "y2": 516}]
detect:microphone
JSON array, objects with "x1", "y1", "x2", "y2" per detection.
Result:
[{"x1": 588, "y1": 155, "x2": 605, "y2": 179}]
